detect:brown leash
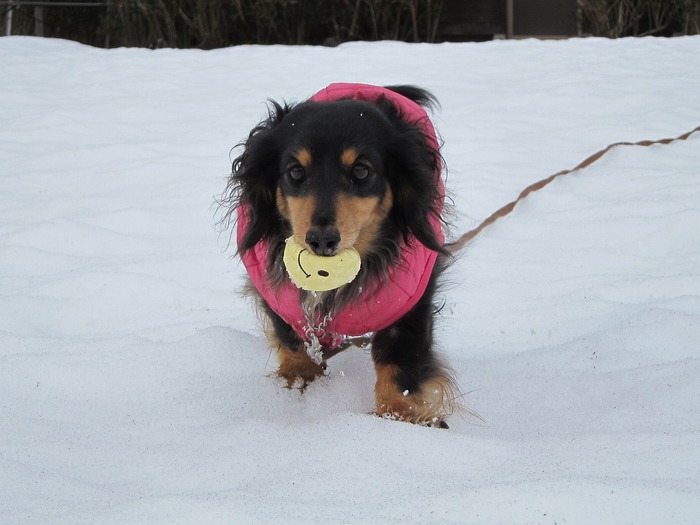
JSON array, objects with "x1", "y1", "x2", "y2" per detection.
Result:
[{"x1": 446, "y1": 125, "x2": 700, "y2": 253}]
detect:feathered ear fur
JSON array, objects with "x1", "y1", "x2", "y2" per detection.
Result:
[
  {"x1": 378, "y1": 89, "x2": 447, "y2": 255},
  {"x1": 230, "y1": 101, "x2": 291, "y2": 252}
]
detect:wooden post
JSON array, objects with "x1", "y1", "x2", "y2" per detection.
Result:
[
  {"x1": 5, "y1": 0, "x2": 14, "y2": 36},
  {"x1": 34, "y1": 6, "x2": 44, "y2": 37},
  {"x1": 506, "y1": 0, "x2": 513, "y2": 38}
]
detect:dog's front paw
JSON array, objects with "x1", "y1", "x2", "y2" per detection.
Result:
[
  {"x1": 277, "y1": 347, "x2": 326, "y2": 390},
  {"x1": 374, "y1": 364, "x2": 456, "y2": 428},
  {"x1": 377, "y1": 407, "x2": 450, "y2": 429}
]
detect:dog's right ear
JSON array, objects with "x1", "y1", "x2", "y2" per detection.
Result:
[{"x1": 230, "y1": 101, "x2": 291, "y2": 252}]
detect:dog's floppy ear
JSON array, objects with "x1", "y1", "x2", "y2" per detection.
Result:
[
  {"x1": 384, "y1": 85, "x2": 440, "y2": 113},
  {"x1": 379, "y1": 95, "x2": 447, "y2": 255},
  {"x1": 231, "y1": 101, "x2": 290, "y2": 252}
]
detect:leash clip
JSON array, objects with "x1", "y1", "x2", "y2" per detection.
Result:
[
  {"x1": 304, "y1": 329, "x2": 324, "y2": 365},
  {"x1": 303, "y1": 312, "x2": 335, "y2": 364},
  {"x1": 303, "y1": 313, "x2": 373, "y2": 363}
]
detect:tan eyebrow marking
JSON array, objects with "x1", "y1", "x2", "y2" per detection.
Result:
[
  {"x1": 296, "y1": 148, "x2": 312, "y2": 168},
  {"x1": 340, "y1": 147, "x2": 359, "y2": 168}
]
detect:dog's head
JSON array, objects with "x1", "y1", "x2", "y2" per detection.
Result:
[{"x1": 230, "y1": 85, "x2": 445, "y2": 268}]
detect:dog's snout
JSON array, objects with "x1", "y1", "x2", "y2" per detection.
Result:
[{"x1": 306, "y1": 229, "x2": 340, "y2": 256}]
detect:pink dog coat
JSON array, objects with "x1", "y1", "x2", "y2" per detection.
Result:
[{"x1": 237, "y1": 83, "x2": 445, "y2": 348}]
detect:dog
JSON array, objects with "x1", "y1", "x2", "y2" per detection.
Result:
[{"x1": 224, "y1": 83, "x2": 459, "y2": 427}]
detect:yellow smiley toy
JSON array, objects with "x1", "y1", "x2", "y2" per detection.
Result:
[{"x1": 283, "y1": 236, "x2": 361, "y2": 292}]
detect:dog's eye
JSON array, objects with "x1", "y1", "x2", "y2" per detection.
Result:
[
  {"x1": 287, "y1": 164, "x2": 307, "y2": 182},
  {"x1": 351, "y1": 164, "x2": 371, "y2": 181}
]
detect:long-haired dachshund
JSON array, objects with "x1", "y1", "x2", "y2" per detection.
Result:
[{"x1": 224, "y1": 83, "x2": 459, "y2": 427}]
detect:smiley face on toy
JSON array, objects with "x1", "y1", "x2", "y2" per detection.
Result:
[{"x1": 283, "y1": 237, "x2": 361, "y2": 292}]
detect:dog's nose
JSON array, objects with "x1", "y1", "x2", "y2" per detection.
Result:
[{"x1": 306, "y1": 229, "x2": 340, "y2": 256}]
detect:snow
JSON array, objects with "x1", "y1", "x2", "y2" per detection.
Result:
[{"x1": 1, "y1": 35, "x2": 699, "y2": 524}]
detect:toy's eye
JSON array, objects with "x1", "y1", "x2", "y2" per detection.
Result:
[
  {"x1": 287, "y1": 164, "x2": 306, "y2": 182},
  {"x1": 351, "y1": 164, "x2": 370, "y2": 181}
]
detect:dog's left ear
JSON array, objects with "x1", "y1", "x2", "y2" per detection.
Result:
[
  {"x1": 231, "y1": 101, "x2": 290, "y2": 252},
  {"x1": 382, "y1": 104, "x2": 446, "y2": 255}
]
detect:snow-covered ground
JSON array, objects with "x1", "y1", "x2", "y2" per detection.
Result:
[{"x1": 1, "y1": 35, "x2": 699, "y2": 524}]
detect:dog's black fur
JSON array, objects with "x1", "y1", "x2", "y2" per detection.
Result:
[{"x1": 224, "y1": 86, "x2": 458, "y2": 427}]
